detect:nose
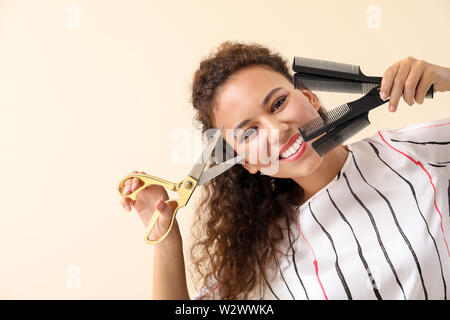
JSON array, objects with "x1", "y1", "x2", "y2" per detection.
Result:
[
  {"x1": 260, "y1": 118, "x2": 290, "y2": 156},
  {"x1": 266, "y1": 118, "x2": 290, "y2": 143}
]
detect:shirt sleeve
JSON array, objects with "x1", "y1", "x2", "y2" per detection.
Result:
[{"x1": 378, "y1": 117, "x2": 450, "y2": 178}]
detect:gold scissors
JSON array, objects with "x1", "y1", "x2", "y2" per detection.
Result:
[{"x1": 118, "y1": 126, "x2": 246, "y2": 245}]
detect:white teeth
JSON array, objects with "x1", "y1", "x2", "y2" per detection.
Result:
[
  {"x1": 280, "y1": 136, "x2": 304, "y2": 158},
  {"x1": 288, "y1": 145, "x2": 297, "y2": 154}
]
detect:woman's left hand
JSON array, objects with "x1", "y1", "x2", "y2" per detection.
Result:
[{"x1": 380, "y1": 56, "x2": 450, "y2": 112}]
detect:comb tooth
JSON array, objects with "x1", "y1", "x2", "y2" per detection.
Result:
[
  {"x1": 362, "y1": 83, "x2": 379, "y2": 94},
  {"x1": 300, "y1": 119, "x2": 318, "y2": 136},
  {"x1": 314, "y1": 129, "x2": 343, "y2": 157},
  {"x1": 312, "y1": 114, "x2": 371, "y2": 157},
  {"x1": 299, "y1": 103, "x2": 351, "y2": 139},
  {"x1": 326, "y1": 103, "x2": 351, "y2": 124},
  {"x1": 313, "y1": 117, "x2": 322, "y2": 128},
  {"x1": 314, "y1": 140, "x2": 337, "y2": 157},
  {"x1": 294, "y1": 57, "x2": 360, "y2": 75},
  {"x1": 300, "y1": 116, "x2": 324, "y2": 136},
  {"x1": 296, "y1": 79, "x2": 363, "y2": 93}
]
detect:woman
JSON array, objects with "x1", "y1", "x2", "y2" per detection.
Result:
[{"x1": 120, "y1": 41, "x2": 450, "y2": 300}]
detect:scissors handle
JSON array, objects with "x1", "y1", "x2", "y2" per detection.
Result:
[
  {"x1": 118, "y1": 173, "x2": 199, "y2": 244},
  {"x1": 144, "y1": 199, "x2": 181, "y2": 245},
  {"x1": 118, "y1": 173, "x2": 178, "y2": 201},
  {"x1": 144, "y1": 175, "x2": 198, "y2": 244}
]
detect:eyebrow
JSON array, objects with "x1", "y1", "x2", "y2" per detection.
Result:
[{"x1": 233, "y1": 87, "x2": 283, "y2": 136}]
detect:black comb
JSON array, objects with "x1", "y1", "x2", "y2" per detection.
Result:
[
  {"x1": 293, "y1": 57, "x2": 434, "y2": 98},
  {"x1": 312, "y1": 113, "x2": 371, "y2": 157},
  {"x1": 298, "y1": 86, "x2": 384, "y2": 141},
  {"x1": 292, "y1": 57, "x2": 434, "y2": 156}
]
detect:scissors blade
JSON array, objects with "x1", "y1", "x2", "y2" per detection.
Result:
[
  {"x1": 197, "y1": 152, "x2": 247, "y2": 186},
  {"x1": 188, "y1": 126, "x2": 224, "y2": 181}
]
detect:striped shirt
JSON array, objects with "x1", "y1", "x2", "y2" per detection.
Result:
[{"x1": 194, "y1": 117, "x2": 450, "y2": 300}]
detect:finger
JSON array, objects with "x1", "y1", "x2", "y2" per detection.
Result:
[
  {"x1": 132, "y1": 170, "x2": 147, "y2": 190},
  {"x1": 121, "y1": 170, "x2": 140, "y2": 210},
  {"x1": 120, "y1": 196, "x2": 134, "y2": 212},
  {"x1": 154, "y1": 199, "x2": 175, "y2": 234},
  {"x1": 389, "y1": 62, "x2": 412, "y2": 112},
  {"x1": 402, "y1": 60, "x2": 426, "y2": 106},
  {"x1": 130, "y1": 171, "x2": 148, "y2": 210},
  {"x1": 415, "y1": 73, "x2": 433, "y2": 105},
  {"x1": 380, "y1": 61, "x2": 400, "y2": 100},
  {"x1": 131, "y1": 177, "x2": 141, "y2": 191},
  {"x1": 123, "y1": 170, "x2": 144, "y2": 194},
  {"x1": 123, "y1": 178, "x2": 133, "y2": 194},
  {"x1": 141, "y1": 199, "x2": 174, "y2": 234}
]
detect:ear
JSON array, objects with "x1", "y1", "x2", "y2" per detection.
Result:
[
  {"x1": 241, "y1": 162, "x2": 259, "y2": 175},
  {"x1": 299, "y1": 89, "x2": 321, "y2": 112}
]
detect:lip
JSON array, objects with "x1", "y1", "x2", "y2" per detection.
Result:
[
  {"x1": 279, "y1": 133, "x2": 302, "y2": 156},
  {"x1": 279, "y1": 140, "x2": 307, "y2": 161}
]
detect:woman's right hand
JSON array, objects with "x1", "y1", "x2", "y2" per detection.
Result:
[{"x1": 120, "y1": 170, "x2": 182, "y2": 244}]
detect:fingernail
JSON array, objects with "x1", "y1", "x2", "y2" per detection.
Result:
[
  {"x1": 389, "y1": 105, "x2": 395, "y2": 112},
  {"x1": 380, "y1": 92, "x2": 387, "y2": 100}
]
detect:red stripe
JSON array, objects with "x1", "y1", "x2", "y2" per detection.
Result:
[
  {"x1": 199, "y1": 281, "x2": 222, "y2": 300},
  {"x1": 297, "y1": 207, "x2": 328, "y2": 300},
  {"x1": 378, "y1": 130, "x2": 450, "y2": 257}
]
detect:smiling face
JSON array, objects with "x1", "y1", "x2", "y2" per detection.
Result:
[{"x1": 213, "y1": 65, "x2": 328, "y2": 179}]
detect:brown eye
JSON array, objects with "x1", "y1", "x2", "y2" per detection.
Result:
[
  {"x1": 272, "y1": 96, "x2": 286, "y2": 112},
  {"x1": 240, "y1": 127, "x2": 257, "y2": 142}
]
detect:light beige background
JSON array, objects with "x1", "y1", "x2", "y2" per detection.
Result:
[{"x1": 0, "y1": 0, "x2": 448, "y2": 299}]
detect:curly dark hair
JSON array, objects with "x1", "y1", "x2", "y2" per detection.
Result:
[{"x1": 188, "y1": 41, "x2": 327, "y2": 299}]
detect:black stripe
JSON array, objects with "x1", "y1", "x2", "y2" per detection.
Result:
[
  {"x1": 308, "y1": 203, "x2": 352, "y2": 299},
  {"x1": 356, "y1": 143, "x2": 428, "y2": 299},
  {"x1": 448, "y1": 180, "x2": 450, "y2": 219},
  {"x1": 326, "y1": 189, "x2": 382, "y2": 300},
  {"x1": 426, "y1": 160, "x2": 449, "y2": 168},
  {"x1": 278, "y1": 264, "x2": 295, "y2": 300},
  {"x1": 343, "y1": 170, "x2": 407, "y2": 299},
  {"x1": 390, "y1": 138, "x2": 450, "y2": 145},
  {"x1": 428, "y1": 163, "x2": 447, "y2": 168},
  {"x1": 287, "y1": 218, "x2": 310, "y2": 299},
  {"x1": 368, "y1": 141, "x2": 447, "y2": 299}
]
